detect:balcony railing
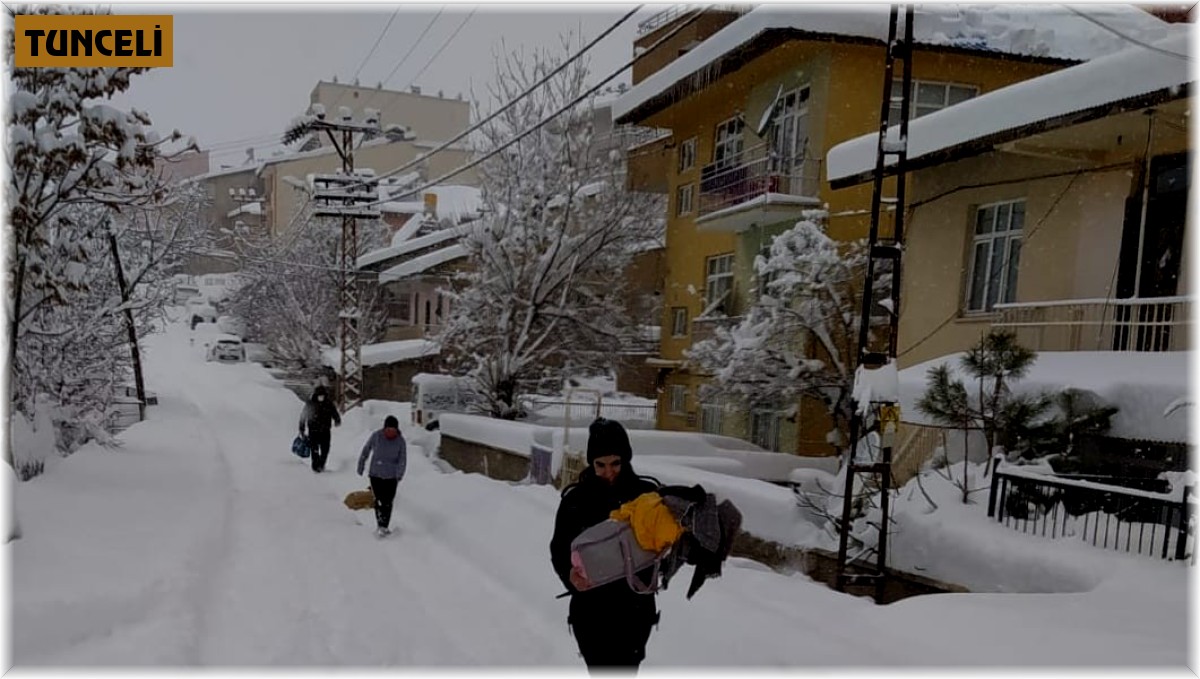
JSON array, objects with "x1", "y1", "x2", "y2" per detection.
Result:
[
  {"x1": 691, "y1": 315, "x2": 742, "y2": 345},
  {"x1": 698, "y1": 144, "x2": 822, "y2": 218},
  {"x1": 636, "y1": 4, "x2": 746, "y2": 35},
  {"x1": 992, "y1": 296, "x2": 1192, "y2": 352}
]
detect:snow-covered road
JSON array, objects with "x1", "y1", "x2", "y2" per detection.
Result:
[{"x1": 10, "y1": 319, "x2": 1191, "y2": 668}]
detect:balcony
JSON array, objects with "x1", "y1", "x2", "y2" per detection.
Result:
[
  {"x1": 991, "y1": 296, "x2": 1192, "y2": 352},
  {"x1": 696, "y1": 144, "x2": 822, "y2": 232},
  {"x1": 691, "y1": 315, "x2": 742, "y2": 346}
]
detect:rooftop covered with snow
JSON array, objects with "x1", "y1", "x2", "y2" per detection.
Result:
[
  {"x1": 358, "y1": 225, "x2": 467, "y2": 270},
  {"x1": 378, "y1": 244, "x2": 467, "y2": 283},
  {"x1": 321, "y1": 338, "x2": 440, "y2": 373},
  {"x1": 613, "y1": 4, "x2": 1181, "y2": 124},
  {"x1": 827, "y1": 31, "x2": 1194, "y2": 187}
]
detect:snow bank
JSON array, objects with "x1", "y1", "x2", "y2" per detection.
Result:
[
  {"x1": 885, "y1": 462, "x2": 1188, "y2": 595},
  {"x1": 898, "y1": 350, "x2": 1192, "y2": 442},
  {"x1": 828, "y1": 32, "x2": 1193, "y2": 183},
  {"x1": 439, "y1": 413, "x2": 541, "y2": 458}
]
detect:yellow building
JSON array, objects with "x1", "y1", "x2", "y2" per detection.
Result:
[
  {"x1": 613, "y1": 5, "x2": 1176, "y2": 455},
  {"x1": 826, "y1": 31, "x2": 1192, "y2": 477}
]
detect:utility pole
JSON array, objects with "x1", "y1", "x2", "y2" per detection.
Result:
[
  {"x1": 106, "y1": 216, "x2": 147, "y2": 423},
  {"x1": 283, "y1": 105, "x2": 382, "y2": 411},
  {"x1": 834, "y1": 5, "x2": 913, "y2": 604}
]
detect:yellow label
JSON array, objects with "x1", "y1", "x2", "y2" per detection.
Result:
[
  {"x1": 14, "y1": 15, "x2": 173, "y2": 67},
  {"x1": 878, "y1": 404, "x2": 901, "y2": 425},
  {"x1": 424, "y1": 192, "x2": 438, "y2": 215}
]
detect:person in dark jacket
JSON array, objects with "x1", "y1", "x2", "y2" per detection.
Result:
[
  {"x1": 298, "y1": 385, "x2": 341, "y2": 473},
  {"x1": 550, "y1": 418, "x2": 660, "y2": 673},
  {"x1": 357, "y1": 415, "x2": 407, "y2": 538}
]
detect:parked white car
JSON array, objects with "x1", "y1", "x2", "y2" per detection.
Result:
[{"x1": 207, "y1": 336, "x2": 246, "y2": 363}]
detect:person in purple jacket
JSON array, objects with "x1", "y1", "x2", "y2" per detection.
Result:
[{"x1": 357, "y1": 415, "x2": 407, "y2": 538}]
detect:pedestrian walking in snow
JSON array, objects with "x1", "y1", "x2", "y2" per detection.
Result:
[
  {"x1": 298, "y1": 385, "x2": 341, "y2": 473},
  {"x1": 550, "y1": 418, "x2": 661, "y2": 673},
  {"x1": 357, "y1": 415, "x2": 407, "y2": 538}
]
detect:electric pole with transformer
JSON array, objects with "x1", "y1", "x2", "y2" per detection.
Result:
[{"x1": 283, "y1": 104, "x2": 383, "y2": 411}]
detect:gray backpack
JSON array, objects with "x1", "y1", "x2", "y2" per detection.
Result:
[{"x1": 570, "y1": 519, "x2": 667, "y2": 594}]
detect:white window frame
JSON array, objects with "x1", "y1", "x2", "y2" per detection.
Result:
[
  {"x1": 676, "y1": 183, "x2": 694, "y2": 216},
  {"x1": 750, "y1": 408, "x2": 783, "y2": 452},
  {"x1": 387, "y1": 288, "x2": 413, "y2": 325},
  {"x1": 704, "y1": 254, "x2": 735, "y2": 314},
  {"x1": 668, "y1": 385, "x2": 688, "y2": 415},
  {"x1": 965, "y1": 199, "x2": 1025, "y2": 314},
  {"x1": 678, "y1": 137, "x2": 696, "y2": 173},
  {"x1": 889, "y1": 79, "x2": 978, "y2": 124},
  {"x1": 713, "y1": 115, "x2": 745, "y2": 167},
  {"x1": 671, "y1": 306, "x2": 689, "y2": 338}
]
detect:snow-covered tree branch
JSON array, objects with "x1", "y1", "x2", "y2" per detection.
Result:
[
  {"x1": 437, "y1": 42, "x2": 663, "y2": 418},
  {"x1": 687, "y1": 209, "x2": 889, "y2": 448}
]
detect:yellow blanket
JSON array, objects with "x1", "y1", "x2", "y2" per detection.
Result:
[{"x1": 610, "y1": 492, "x2": 685, "y2": 552}]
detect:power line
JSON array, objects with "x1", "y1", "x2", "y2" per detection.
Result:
[
  {"x1": 405, "y1": 7, "x2": 478, "y2": 88},
  {"x1": 367, "y1": 7, "x2": 703, "y2": 208},
  {"x1": 351, "y1": 7, "x2": 401, "y2": 84},
  {"x1": 330, "y1": 5, "x2": 647, "y2": 196},
  {"x1": 380, "y1": 7, "x2": 445, "y2": 89},
  {"x1": 1062, "y1": 5, "x2": 1192, "y2": 62}
]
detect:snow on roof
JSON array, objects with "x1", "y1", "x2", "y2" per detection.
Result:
[
  {"x1": 379, "y1": 200, "x2": 426, "y2": 215},
  {"x1": 358, "y1": 225, "x2": 465, "y2": 269},
  {"x1": 322, "y1": 339, "x2": 440, "y2": 373},
  {"x1": 225, "y1": 201, "x2": 262, "y2": 219},
  {"x1": 898, "y1": 350, "x2": 1192, "y2": 443},
  {"x1": 426, "y1": 185, "x2": 482, "y2": 224},
  {"x1": 613, "y1": 4, "x2": 1181, "y2": 122},
  {"x1": 827, "y1": 32, "x2": 1194, "y2": 185},
  {"x1": 378, "y1": 243, "x2": 467, "y2": 283}
]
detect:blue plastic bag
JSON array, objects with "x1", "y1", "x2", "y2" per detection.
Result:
[{"x1": 292, "y1": 435, "x2": 311, "y2": 459}]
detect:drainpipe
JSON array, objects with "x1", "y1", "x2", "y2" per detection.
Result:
[{"x1": 1132, "y1": 110, "x2": 1157, "y2": 299}]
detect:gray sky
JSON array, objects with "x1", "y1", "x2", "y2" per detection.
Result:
[{"x1": 108, "y1": 4, "x2": 647, "y2": 170}]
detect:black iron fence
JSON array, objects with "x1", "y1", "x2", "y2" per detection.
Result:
[{"x1": 988, "y1": 462, "x2": 1194, "y2": 563}]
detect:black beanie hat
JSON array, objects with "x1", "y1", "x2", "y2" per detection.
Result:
[
  {"x1": 384, "y1": 415, "x2": 399, "y2": 429},
  {"x1": 587, "y1": 418, "x2": 632, "y2": 465}
]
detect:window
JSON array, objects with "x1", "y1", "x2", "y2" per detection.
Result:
[
  {"x1": 888, "y1": 80, "x2": 978, "y2": 125},
  {"x1": 386, "y1": 289, "x2": 412, "y2": 324},
  {"x1": 668, "y1": 385, "x2": 688, "y2": 415},
  {"x1": 671, "y1": 307, "x2": 689, "y2": 337},
  {"x1": 676, "y1": 183, "x2": 694, "y2": 216},
  {"x1": 767, "y1": 86, "x2": 811, "y2": 166},
  {"x1": 700, "y1": 403, "x2": 724, "y2": 434},
  {"x1": 750, "y1": 409, "x2": 782, "y2": 451},
  {"x1": 966, "y1": 199, "x2": 1025, "y2": 313},
  {"x1": 678, "y1": 137, "x2": 696, "y2": 173},
  {"x1": 704, "y1": 254, "x2": 735, "y2": 314},
  {"x1": 713, "y1": 115, "x2": 745, "y2": 167}
]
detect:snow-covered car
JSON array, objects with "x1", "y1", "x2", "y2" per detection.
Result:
[{"x1": 207, "y1": 337, "x2": 246, "y2": 363}]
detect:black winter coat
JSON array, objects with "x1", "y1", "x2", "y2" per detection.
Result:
[
  {"x1": 299, "y1": 388, "x2": 341, "y2": 434},
  {"x1": 550, "y1": 465, "x2": 659, "y2": 626}
]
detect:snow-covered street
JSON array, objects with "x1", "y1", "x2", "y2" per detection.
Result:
[{"x1": 9, "y1": 319, "x2": 1192, "y2": 668}]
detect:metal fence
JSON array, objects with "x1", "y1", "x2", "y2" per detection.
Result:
[
  {"x1": 988, "y1": 464, "x2": 1195, "y2": 563},
  {"x1": 522, "y1": 398, "x2": 657, "y2": 425},
  {"x1": 992, "y1": 296, "x2": 1192, "y2": 352}
]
